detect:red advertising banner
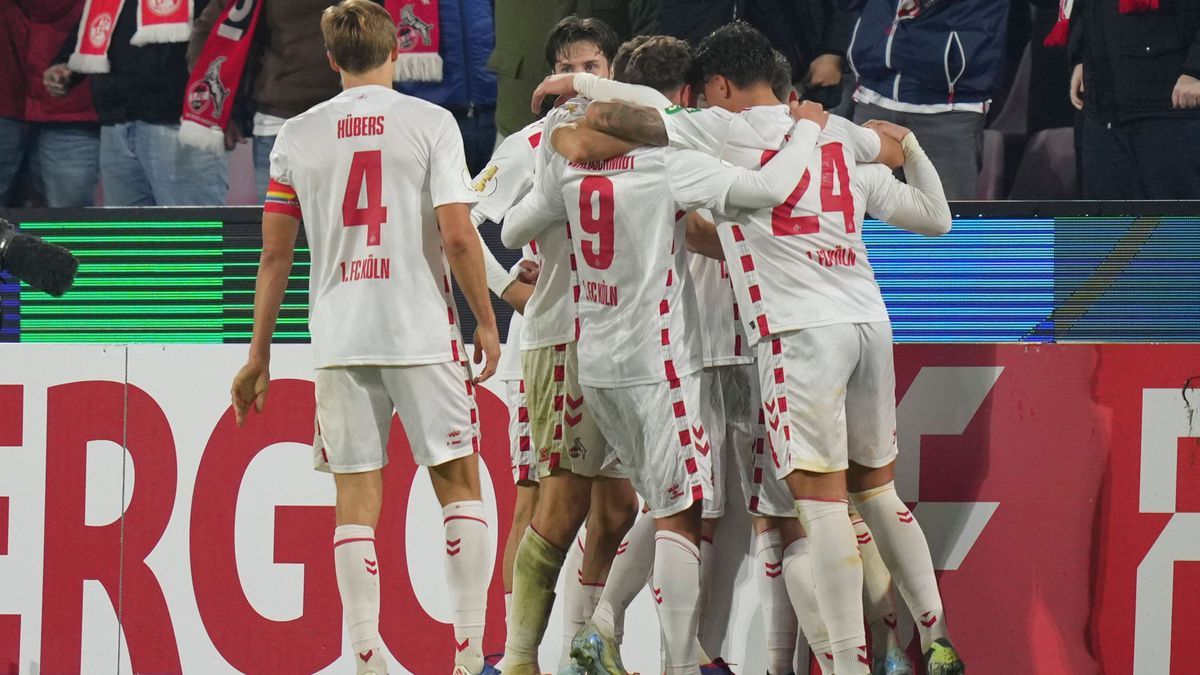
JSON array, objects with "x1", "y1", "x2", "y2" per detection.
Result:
[{"x1": 0, "y1": 344, "x2": 1197, "y2": 674}]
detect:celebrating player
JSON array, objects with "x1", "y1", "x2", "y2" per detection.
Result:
[
  {"x1": 504, "y1": 34, "x2": 829, "y2": 674},
  {"x1": 229, "y1": 3, "x2": 499, "y2": 674}
]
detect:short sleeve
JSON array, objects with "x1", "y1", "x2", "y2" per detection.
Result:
[
  {"x1": 657, "y1": 105, "x2": 736, "y2": 156},
  {"x1": 264, "y1": 125, "x2": 302, "y2": 219},
  {"x1": 471, "y1": 123, "x2": 540, "y2": 225},
  {"x1": 429, "y1": 113, "x2": 479, "y2": 208},
  {"x1": 666, "y1": 149, "x2": 737, "y2": 214},
  {"x1": 825, "y1": 114, "x2": 881, "y2": 163}
]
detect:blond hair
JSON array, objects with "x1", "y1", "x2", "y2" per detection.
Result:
[{"x1": 321, "y1": 0, "x2": 396, "y2": 75}]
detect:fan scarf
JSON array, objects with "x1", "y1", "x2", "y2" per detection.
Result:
[
  {"x1": 69, "y1": 0, "x2": 194, "y2": 73},
  {"x1": 1045, "y1": 0, "x2": 1161, "y2": 47},
  {"x1": 179, "y1": 0, "x2": 264, "y2": 153},
  {"x1": 386, "y1": 0, "x2": 442, "y2": 82}
]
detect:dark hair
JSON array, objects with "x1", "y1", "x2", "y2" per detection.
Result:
[
  {"x1": 695, "y1": 21, "x2": 777, "y2": 89},
  {"x1": 544, "y1": 16, "x2": 620, "y2": 68},
  {"x1": 771, "y1": 50, "x2": 793, "y2": 102},
  {"x1": 612, "y1": 35, "x2": 653, "y2": 82},
  {"x1": 615, "y1": 36, "x2": 694, "y2": 94}
]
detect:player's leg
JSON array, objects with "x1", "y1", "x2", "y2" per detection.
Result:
[
  {"x1": 589, "y1": 505, "x2": 655, "y2": 647},
  {"x1": 654, "y1": 503, "x2": 705, "y2": 675},
  {"x1": 752, "y1": 516, "x2": 797, "y2": 675},
  {"x1": 505, "y1": 344, "x2": 597, "y2": 671},
  {"x1": 503, "y1": 485, "x2": 538, "y2": 618},
  {"x1": 695, "y1": 367, "x2": 727, "y2": 666},
  {"x1": 844, "y1": 322, "x2": 961, "y2": 674},
  {"x1": 559, "y1": 528, "x2": 588, "y2": 669},
  {"x1": 387, "y1": 360, "x2": 492, "y2": 675},
  {"x1": 316, "y1": 367, "x2": 394, "y2": 675},
  {"x1": 576, "y1": 477, "x2": 639, "y2": 622},
  {"x1": 851, "y1": 506, "x2": 910, "y2": 675},
  {"x1": 763, "y1": 328, "x2": 869, "y2": 675},
  {"x1": 503, "y1": 379, "x2": 539, "y2": 622}
]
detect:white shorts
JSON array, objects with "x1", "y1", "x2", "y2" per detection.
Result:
[
  {"x1": 506, "y1": 379, "x2": 538, "y2": 485},
  {"x1": 522, "y1": 343, "x2": 620, "y2": 479},
  {"x1": 720, "y1": 363, "x2": 795, "y2": 518},
  {"x1": 698, "y1": 368, "x2": 728, "y2": 519},
  {"x1": 584, "y1": 372, "x2": 712, "y2": 519},
  {"x1": 313, "y1": 362, "x2": 478, "y2": 473},
  {"x1": 758, "y1": 322, "x2": 899, "y2": 476}
]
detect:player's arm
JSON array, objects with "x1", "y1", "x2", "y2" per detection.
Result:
[
  {"x1": 826, "y1": 113, "x2": 904, "y2": 169},
  {"x1": 501, "y1": 160, "x2": 568, "y2": 249},
  {"x1": 440, "y1": 203, "x2": 500, "y2": 382},
  {"x1": 685, "y1": 211, "x2": 725, "y2": 261},
  {"x1": 531, "y1": 72, "x2": 674, "y2": 114},
  {"x1": 232, "y1": 187, "x2": 299, "y2": 426},
  {"x1": 861, "y1": 121, "x2": 952, "y2": 236},
  {"x1": 551, "y1": 119, "x2": 639, "y2": 164},
  {"x1": 722, "y1": 104, "x2": 825, "y2": 209},
  {"x1": 584, "y1": 101, "x2": 669, "y2": 147}
]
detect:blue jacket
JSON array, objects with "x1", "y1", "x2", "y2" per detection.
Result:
[
  {"x1": 397, "y1": 0, "x2": 497, "y2": 111},
  {"x1": 838, "y1": 0, "x2": 1007, "y2": 107}
]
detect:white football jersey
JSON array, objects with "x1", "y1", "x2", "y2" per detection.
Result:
[
  {"x1": 660, "y1": 104, "x2": 890, "y2": 344},
  {"x1": 688, "y1": 248, "x2": 753, "y2": 368},
  {"x1": 522, "y1": 145, "x2": 746, "y2": 388},
  {"x1": 269, "y1": 85, "x2": 477, "y2": 368}
]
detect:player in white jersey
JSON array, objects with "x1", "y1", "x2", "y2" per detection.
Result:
[
  {"x1": 505, "y1": 35, "x2": 830, "y2": 675},
  {"x1": 229, "y1": 4, "x2": 499, "y2": 675},
  {"x1": 560, "y1": 23, "x2": 964, "y2": 675},
  {"x1": 481, "y1": 19, "x2": 647, "y2": 675}
]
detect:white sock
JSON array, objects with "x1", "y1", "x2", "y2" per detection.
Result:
[
  {"x1": 782, "y1": 537, "x2": 830, "y2": 674},
  {"x1": 443, "y1": 501, "x2": 490, "y2": 674},
  {"x1": 795, "y1": 500, "x2": 868, "y2": 675},
  {"x1": 559, "y1": 532, "x2": 588, "y2": 668},
  {"x1": 696, "y1": 534, "x2": 717, "y2": 660},
  {"x1": 854, "y1": 515, "x2": 901, "y2": 661},
  {"x1": 653, "y1": 530, "x2": 701, "y2": 674},
  {"x1": 334, "y1": 525, "x2": 386, "y2": 673},
  {"x1": 755, "y1": 529, "x2": 796, "y2": 675},
  {"x1": 851, "y1": 482, "x2": 948, "y2": 651},
  {"x1": 592, "y1": 512, "x2": 655, "y2": 644},
  {"x1": 504, "y1": 527, "x2": 565, "y2": 666}
]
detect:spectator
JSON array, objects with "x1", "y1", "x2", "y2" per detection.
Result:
[
  {"x1": 839, "y1": 0, "x2": 1009, "y2": 199},
  {"x1": 397, "y1": 0, "x2": 498, "y2": 176},
  {"x1": 1, "y1": 0, "x2": 100, "y2": 207},
  {"x1": 46, "y1": 0, "x2": 228, "y2": 206},
  {"x1": 490, "y1": 0, "x2": 632, "y2": 140},
  {"x1": 187, "y1": 0, "x2": 342, "y2": 201},
  {"x1": 1066, "y1": 0, "x2": 1200, "y2": 199}
]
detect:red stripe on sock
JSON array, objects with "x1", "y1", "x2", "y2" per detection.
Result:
[
  {"x1": 444, "y1": 515, "x2": 488, "y2": 526},
  {"x1": 333, "y1": 537, "x2": 375, "y2": 548}
]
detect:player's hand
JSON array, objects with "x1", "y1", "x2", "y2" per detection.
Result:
[
  {"x1": 501, "y1": 280, "x2": 534, "y2": 314},
  {"x1": 531, "y1": 73, "x2": 579, "y2": 114},
  {"x1": 43, "y1": 64, "x2": 72, "y2": 98},
  {"x1": 224, "y1": 124, "x2": 245, "y2": 152},
  {"x1": 231, "y1": 358, "x2": 270, "y2": 427},
  {"x1": 516, "y1": 258, "x2": 541, "y2": 285},
  {"x1": 790, "y1": 100, "x2": 828, "y2": 129},
  {"x1": 1070, "y1": 63, "x2": 1085, "y2": 111},
  {"x1": 1173, "y1": 74, "x2": 1200, "y2": 109},
  {"x1": 863, "y1": 119, "x2": 911, "y2": 143},
  {"x1": 472, "y1": 324, "x2": 500, "y2": 384},
  {"x1": 806, "y1": 54, "x2": 844, "y2": 88}
]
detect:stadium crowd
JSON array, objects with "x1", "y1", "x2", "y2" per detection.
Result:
[{"x1": 1, "y1": 0, "x2": 1198, "y2": 208}]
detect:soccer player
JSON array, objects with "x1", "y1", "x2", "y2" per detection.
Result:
[
  {"x1": 558, "y1": 23, "x2": 963, "y2": 675},
  {"x1": 229, "y1": 3, "x2": 499, "y2": 674},
  {"x1": 503, "y1": 34, "x2": 829, "y2": 674}
]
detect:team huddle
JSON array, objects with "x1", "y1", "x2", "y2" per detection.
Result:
[{"x1": 231, "y1": 2, "x2": 961, "y2": 675}]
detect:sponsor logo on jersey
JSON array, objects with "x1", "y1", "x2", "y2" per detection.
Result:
[{"x1": 472, "y1": 166, "x2": 499, "y2": 196}]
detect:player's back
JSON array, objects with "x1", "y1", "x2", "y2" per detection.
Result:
[
  {"x1": 556, "y1": 145, "x2": 703, "y2": 388},
  {"x1": 716, "y1": 106, "x2": 888, "y2": 339},
  {"x1": 273, "y1": 85, "x2": 471, "y2": 367}
]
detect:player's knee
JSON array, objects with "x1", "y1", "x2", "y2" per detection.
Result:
[
  {"x1": 847, "y1": 460, "x2": 895, "y2": 494},
  {"x1": 334, "y1": 473, "x2": 384, "y2": 528}
]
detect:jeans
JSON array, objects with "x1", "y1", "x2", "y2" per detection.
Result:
[
  {"x1": 252, "y1": 133, "x2": 274, "y2": 202},
  {"x1": 0, "y1": 117, "x2": 28, "y2": 205},
  {"x1": 100, "y1": 121, "x2": 229, "y2": 206},
  {"x1": 34, "y1": 123, "x2": 100, "y2": 207},
  {"x1": 853, "y1": 101, "x2": 985, "y2": 200},
  {"x1": 1080, "y1": 114, "x2": 1200, "y2": 200}
]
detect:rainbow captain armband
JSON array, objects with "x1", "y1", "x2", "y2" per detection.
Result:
[{"x1": 264, "y1": 179, "x2": 302, "y2": 219}]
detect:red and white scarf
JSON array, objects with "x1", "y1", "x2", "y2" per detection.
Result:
[
  {"x1": 179, "y1": 0, "x2": 264, "y2": 153},
  {"x1": 386, "y1": 0, "x2": 442, "y2": 82},
  {"x1": 68, "y1": 0, "x2": 193, "y2": 73},
  {"x1": 1045, "y1": 0, "x2": 1161, "y2": 47}
]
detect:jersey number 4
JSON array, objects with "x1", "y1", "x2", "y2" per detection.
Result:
[
  {"x1": 342, "y1": 150, "x2": 387, "y2": 246},
  {"x1": 760, "y1": 143, "x2": 855, "y2": 237},
  {"x1": 577, "y1": 176, "x2": 615, "y2": 270}
]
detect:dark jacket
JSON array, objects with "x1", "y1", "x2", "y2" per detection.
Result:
[
  {"x1": 1069, "y1": 0, "x2": 1200, "y2": 123},
  {"x1": 58, "y1": 0, "x2": 211, "y2": 126},
  {"x1": 188, "y1": 0, "x2": 341, "y2": 121},
  {"x1": 398, "y1": 0, "x2": 498, "y2": 112},
  {"x1": 838, "y1": 0, "x2": 1008, "y2": 106}
]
